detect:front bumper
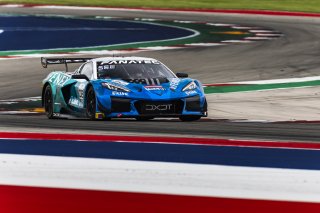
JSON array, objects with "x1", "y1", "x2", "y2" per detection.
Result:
[{"x1": 96, "y1": 95, "x2": 207, "y2": 119}]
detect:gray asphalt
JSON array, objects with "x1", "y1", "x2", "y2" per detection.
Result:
[
  {"x1": 1, "y1": 7, "x2": 320, "y2": 141},
  {"x1": 1, "y1": 114, "x2": 320, "y2": 142}
]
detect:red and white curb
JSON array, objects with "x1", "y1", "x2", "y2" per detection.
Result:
[
  {"x1": 1, "y1": 132, "x2": 320, "y2": 212},
  {"x1": 2, "y1": 3, "x2": 320, "y2": 18},
  {"x1": 1, "y1": 154, "x2": 320, "y2": 203}
]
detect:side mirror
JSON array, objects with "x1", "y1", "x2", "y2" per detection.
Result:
[
  {"x1": 72, "y1": 74, "x2": 89, "y2": 81},
  {"x1": 176, "y1": 73, "x2": 188, "y2": 78}
]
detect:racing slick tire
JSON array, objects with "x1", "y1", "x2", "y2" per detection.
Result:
[
  {"x1": 179, "y1": 115, "x2": 201, "y2": 122},
  {"x1": 135, "y1": 116, "x2": 155, "y2": 121},
  {"x1": 86, "y1": 87, "x2": 97, "y2": 120},
  {"x1": 44, "y1": 85, "x2": 54, "y2": 119}
]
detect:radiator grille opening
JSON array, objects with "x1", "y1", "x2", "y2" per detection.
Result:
[
  {"x1": 185, "y1": 96, "x2": 200, "y2": 111},
  {"x1": 111, "y1": 98, "x2": 131, "y2": 112}
]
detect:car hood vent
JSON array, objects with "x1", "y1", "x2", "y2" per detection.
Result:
[{"x1": 123, "y1": 78, "x2": 169, "y2": 85}]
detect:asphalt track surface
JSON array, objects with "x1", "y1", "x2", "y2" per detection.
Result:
[{"x1": 1, "y1": 7, "x2": 320, "y2": 141}]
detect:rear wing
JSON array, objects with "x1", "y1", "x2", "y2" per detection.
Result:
[{"x1": 41, "y1": 57, "x2": 93, "y2": 72}]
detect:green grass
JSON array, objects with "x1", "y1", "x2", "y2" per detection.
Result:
[
  {"x1": 1, "y1": 0, "x2": 320, "y2": 13},
  {"x1": 204, "y1": 80, "x2": 320, "y2": 94}
]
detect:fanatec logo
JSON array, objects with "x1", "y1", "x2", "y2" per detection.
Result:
[{"x1": 145, "y1": 104, "x2": 173, "y2": 111}]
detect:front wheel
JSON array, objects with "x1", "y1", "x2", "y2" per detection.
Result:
[
  {"x1": 44, "y1": 85, "x2": 54, "y2": 119},
  {"x1": 86, "y1": 87, "x2": 96, "y2": 120},
  {"x1": 179, "y1": 115, "x2": 201, "y2": 122}
]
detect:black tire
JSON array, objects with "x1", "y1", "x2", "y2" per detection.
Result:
[
  {"x1": 179, "y1": 115, "x2": 201, "y2": 122},
  {"x1": 86, "y1": 87, "x2": 96, "y2": 120},
  {"x1": 44, "y1": 85, "x2": 54, "y2": 119},
  {"x1": 135, "y1": 116, "x2": 155, "y2": 121}
]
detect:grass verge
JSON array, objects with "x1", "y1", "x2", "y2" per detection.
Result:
[
  {"x1": 0, "y1": 0, "x2": 320, "y2": 13},
  {"x1": 204, "y1": 80, "x2": 320, "y2": 94}
]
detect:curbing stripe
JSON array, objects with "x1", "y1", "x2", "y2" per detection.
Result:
[
  {"x1": 0, "y1": 184, "x2": 319, "y2": 213},
  {"x1": 1, "y1": 131, "x2": 320, "y2": 150}
]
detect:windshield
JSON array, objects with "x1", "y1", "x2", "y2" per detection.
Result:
[{"x1": 97, "y1": 61, "x2": 176, "y2": 79}]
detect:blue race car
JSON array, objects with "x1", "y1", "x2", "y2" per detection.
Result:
[{"x1": 41, "y1": 57, "x2": 207, "y2": 121}]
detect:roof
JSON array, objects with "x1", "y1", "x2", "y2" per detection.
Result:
[{"x1": 91, "y1": 56, "x2": 158, "y2": 63}]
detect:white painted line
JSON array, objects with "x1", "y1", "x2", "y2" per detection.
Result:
[
  {"x1": 250, "y1": 30, "x2": 275, "y2": 33},
  {"x1": 245, "y1": 37, "x2": 275, "y2": 40},
  {"x1": 0, "y1": 102, "x2": 18, "y2": 104},
  {"x1": 0, "y1": 96, "x2": 41, "y2": 102},
  {"x1": 134, "y1": 18, "x2": 158, "y2": 21},
  {"x1": 95, "y1": 16, "x2": 115, "y2": 19},
  {"x1": 233, "y1": 76, "x2": 320, "y2": 85},
  {"x1": 0, "y1": 58, "x2": 15, "y2": 61},
  {"x1": 0, "y1": 111, "x2": 38, "y2": 114},
  {"x1": 231, "y1": 26, "x2": 256, "y2": 30},
  {"x1": 184, "y1": 43, "x2": 225, "y2": 46},
  {"x1": 230, "y1": 119, "x2": 271, "y2": 123},
  {"x1": 0, "y1": 4, "x2": 24, "y2": 8},
  {"x1": 1, "y1": 154, "x2": 320, "y2": 202},
  {"x1": 140, "y1": 46, "x2": 184, "y2": 50},
  {"x1": 255, "y1": 33, "x2": 283, "y2": 37},
  {"x1": 206, "y1": 23, "x2": 235, "y2": 27},
  {"x1": 173, "y1": 20, "x2": 197, "y2": 23},
  {"x1": 222, "y1": 40, "x2": 253, "y2": 43}
]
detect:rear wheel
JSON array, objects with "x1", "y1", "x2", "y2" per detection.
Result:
[
  {"x1": 86, "y1": 87, "x2": 96, "y2": 120},
  {"x1": 44, "y1": 85, "x2": 54, "y2": 119},
  {"x1": 179, "y1": 115, "x2": 201, "y2": 122}
]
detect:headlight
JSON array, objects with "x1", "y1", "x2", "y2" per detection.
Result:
[
  {"x1": 101, "y1": 82, "x2": 131, "y2": 92},
  {"x1": 182, "y1": 81, "x2": 197, "y2": 91}
]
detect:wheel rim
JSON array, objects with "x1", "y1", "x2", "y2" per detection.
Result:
[
  {"x1": 87, "y1": 89, "x2": 96, "y2": 118},
  {"x1": 44, "y1": 88, "x2": 52, "y2": 116}
]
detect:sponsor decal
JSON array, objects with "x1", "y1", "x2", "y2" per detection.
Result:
[
  {"x1": 185, "y1": 90, "x2": 197, "y2": 95},
  {"x1": 98, "y1": 65, "x2": 116, "y2": 71},
  {"x1": 170, "y1": 78, "x2": 180, "y2": 90},
  {"x1": 77, "y1": 83, "x2": 86, "y2": 100},
  {"x1": 145, "y1": 104, "x2": 173, "y2": 111},
  {"x1": 53, "y1": 113, "x2": 60, "y2": 117},
  {"x1": 48, "y1": 73, "x2": 71, "y2": 87},
  {"x1": 144, "y1": 85, "x2": 165, "y2": 91},
  {"x1": 100, "y1": 60, "x2": 160, "y2": 65},
  {"x1": 111, "y1": 80, "x2": 129, "y2": 86},
  {"x1": 95, "y1": 113, "x2": 105, "y2": 119},
  {"x1": 68, "y1": 97, "x2": 84, "y2": 108},
  {"x1": 112, "y1": 91, "x2": 129, "y2": 96}
]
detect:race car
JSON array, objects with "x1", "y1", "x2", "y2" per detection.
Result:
[{"x1": 41, "y1": 56, "x2": 207, "y2": 121}]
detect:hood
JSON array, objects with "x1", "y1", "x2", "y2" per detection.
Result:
[{"x1": 95, "y1": 77, "x2": 195, "y2": 97}]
